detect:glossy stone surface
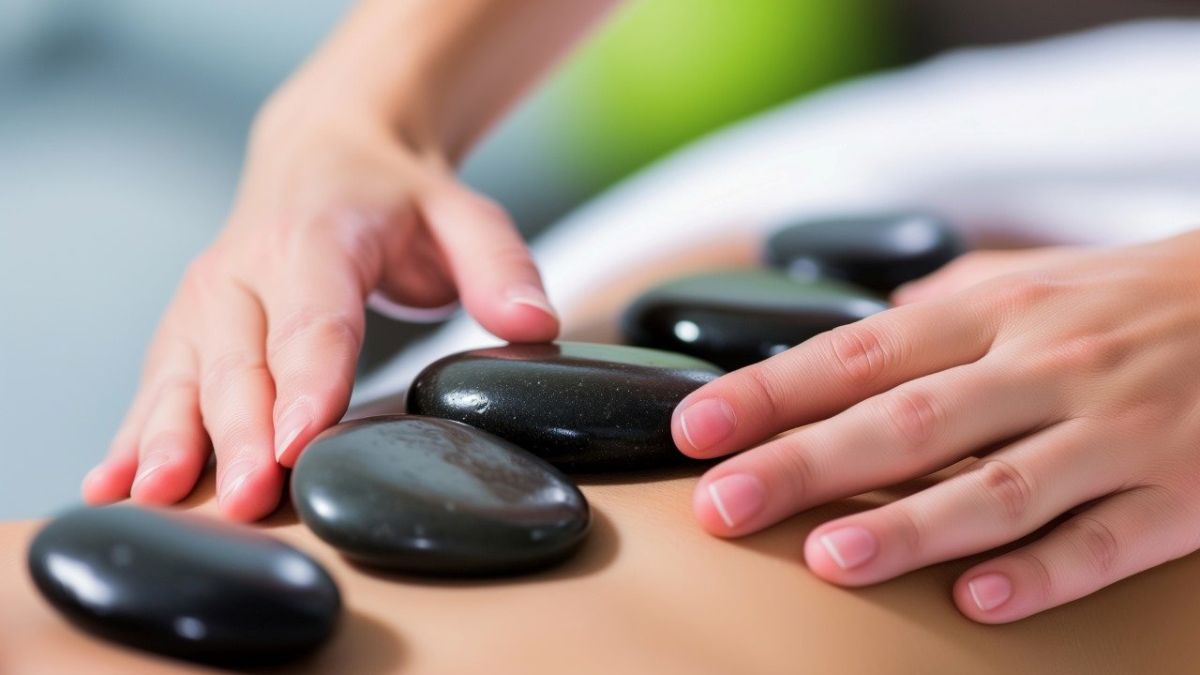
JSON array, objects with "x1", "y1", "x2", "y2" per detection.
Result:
[
  {"x1": 27, "y1": 505, "x2": 341, "y2": 666},
  {"x1": 621, "y1": 270, "x2": 889, "y2": 370},
  {"x1": 292, "y1": 415, "x2": 590, "y2": 575},
  {"x1": 764, "y1": 212, "x2": 964, "y2": 292},
  {"x1": 407, "y1": 343, "x2": 723, "y2": 472}
]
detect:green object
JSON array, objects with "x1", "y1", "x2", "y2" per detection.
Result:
[{"x1": 545, "y1": 0, "x2": 899, "y2": 188}]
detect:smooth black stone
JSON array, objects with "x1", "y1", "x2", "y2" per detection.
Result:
[
  {"x1": 764, "y1": 212, "x2": 964, "y2": 292},
  {"x1": 407, "y1": 342, "x2": 723, "y2": 472},
  {"x1": 292, "y1": 415, "x2": 591, "y2": 575},
  {"x1": 27, "y1": 505, "x2": 341, "y2": 666},
  {"x1": 620, "y1": 270, "x2": 889, "y2": 370}
]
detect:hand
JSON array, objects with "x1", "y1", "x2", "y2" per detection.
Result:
[
  {"x1": 81, "y1": 75, "x2": 558, "y2": 521},
  {"x1": 673, "y1": 234, "x2": 1200, "y2": 623}
]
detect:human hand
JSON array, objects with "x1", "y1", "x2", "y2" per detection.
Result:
[
  {"x1": 81, "y1": 74, "x2": 558, "y2": 521},
  {"x1": 673, "y1": 234, "x2": 1200, "y2": 623}
]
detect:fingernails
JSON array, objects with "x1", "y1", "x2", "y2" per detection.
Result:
[
  {"x1": 967, "y1": 572, "x2": 1013, "y2": 611},
  {"x1": 678, "y1": 398, "x2": 737, "y2": 453},
  {"x1": 705, "y1": 473, "x2": 766, "y2": 528},
  {"x1": 819, "y1": 526, "x2": 878, "y2": 570},
  {"x1": 505, "y1": 283, "x2": 557, "y2": 318},
  {"x1": 274, "y1": 400, "x2": 313, "y2": 462},
  {"x1": 218, "y1": 462, "x2": 254, "y2": 505}
]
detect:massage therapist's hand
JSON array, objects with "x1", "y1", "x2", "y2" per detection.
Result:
[
  {"x1": 674, "y1": 232, "x2": 1200, "y2": 623},
  {"x1": 74, "y1": 0, "x2": 628, "y2": 520}
]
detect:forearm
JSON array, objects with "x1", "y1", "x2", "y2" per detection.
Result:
[{"x1": 281, "y1": 0, "x2": 618, "y2": 160}]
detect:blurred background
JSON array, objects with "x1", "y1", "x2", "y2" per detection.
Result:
[{"x1": 3, "y1": 0, "x2": 1197, "y2": 518}]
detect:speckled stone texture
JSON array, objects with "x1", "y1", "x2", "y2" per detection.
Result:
[
  {"x1": 292, "y1": 415, "x2": 591, "y2": 575},
  {"x1": 764, "y1": 212, "x2": 963, "y2": 292},
  {"x1": 27, "y1": 505, "x2": 341, "y2": 666},
  {"x1": 621, "y1": 269, "x2": 889, "y2": 370},
  {"x1": 407, "y1": 342, "x2": 723, "y2": 472}
]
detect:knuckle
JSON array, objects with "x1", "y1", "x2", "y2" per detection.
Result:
[
  {"x1": 1009, "y1": 549, "x2": 1055, "y2": 603},
  {"x1": 884, "y1": 505, "x2": 924, "y2": 556},
  {"x1": 881, "y1": 386, "x2": 942, "y2": 449},
  {"x1": 763, "y1": 439, "x2": 818, "y2": 504},
  {"x1": 987, "y1": 272, "x2": 1058, "y2": 313},
  {"x1": 827, "y1": 319, "x2": 905, "y2": 387},
  {"x1": 268, "y1": 309, "x2": 363, "y2": 364},
  {"x1": 740, "y1": 364, "x2": 786, "y2": 422},
  {"x1": 1065, "y1": 516, "x2": 1121, "y2": 577},
  {"x1": 1050, "y1": 333, "x2": 1128, "y2": 376},
  {"x1": 972, "y1": 459, "x2": 1035, "y2": 523},
  {"x1": 202, "y1": 350, "x2": 269, "y2": 397},
  {"x1": 140, "y1": 430, "x2": 199, "y2": 458}
]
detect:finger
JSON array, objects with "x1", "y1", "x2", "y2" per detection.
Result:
[
  {"x1": 82, "y1": 403, "x2": 149, "y2": 505},
  {"x1": 673, "y1": 294, "x2": 999, "y2": 459},
  {"x1": 83, "y1": 311, "x2": 191, "y2": 504},
  {"x1": 262, "y1": 234, "x2": 366, "y2": 467},
  {"x1": 955, "y1": 486, "x2": 1192, "y2": 623},
  {"x1": 893, "y1": 248, "x2": 1071, "y2": 305},
  {"x1": 376, "y1": 222, "x2": 459, "y2": 309},
  {"x1": 802, "y1": 421, "x2": 1125, "y2": 586},
  {"x1": 129, "y1": 339, "x2": 208, "y2": 505},
  {"x1": 197, "y1": 279, "x2": 284, "y2": 521},
  {"x1": 420, "y1": 177, "x2": 559, "y2": 343},
  {"x1": 693, "y1": 356, "x2": 1059, "y2": 536}
]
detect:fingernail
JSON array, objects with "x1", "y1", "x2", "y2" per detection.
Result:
[
  {"x1": 274, "y1": 401, "x2": 313, "y2": 461},
  {"x1": 678, "y1": 398, "x2": 737, "y2": 452},
  {"x1": 706, "y1": 473, "x2": 766, "y2": 528},
  {"x1": 218, "y1": 462, "x2": 253, "y2": 505},
  {"x1": 967, "y1": 572, "x2": 1013, "y2": 611},
  {"x1": 131, "y1": 454, "x2": 169, "y2": 492},
  {"x1": 505, "y1": 283, "x2": 557, "y2": 318},
  {"x1": 819, "y1": 526, "x2": 878, "y2": 570}
]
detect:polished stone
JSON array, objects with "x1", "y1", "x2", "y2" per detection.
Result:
[
  {"x1": 407, "y1": 342, "x2": 723, "y2": 472},
  {"x1": 27, "y1": 505, "x2": 341, "y2": 666},
  {"x1": 764, "y1": 212, "x2": 963, "y2": 292},
  {"x1": 620, "y1": 269, "x2": 889, "y2": 370},
  {"x1": 292, "y1": 415, "x2": 590, "y2": 575}
]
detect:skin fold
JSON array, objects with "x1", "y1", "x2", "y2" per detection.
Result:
[{"x1": 80, "y1": 0, "x2": 1200, "y2": 624}]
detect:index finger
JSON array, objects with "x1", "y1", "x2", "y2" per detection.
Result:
[{"x1": 672, "y1": 294, "x2": 998, "y2": 459}]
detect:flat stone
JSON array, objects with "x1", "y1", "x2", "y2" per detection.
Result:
[
  {"x1": 407, "y1": 342, "x2": 723, "y2": 472},
  {"x1": 764, "y1": 212, "x2": 963, "y2": 292},
  {"x1": 27, "y1": 505, "x2": 341, "y2": 666},
  {"x1": 291, "y1": 415, "x2": 590, "y2": 575},
  {"x1": 621, "y1": 269, "x2": 889, "y2": 370}
]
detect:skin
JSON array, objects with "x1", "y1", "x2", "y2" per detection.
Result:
[
  {"x1": 79, "y1": 0, "x2": 1200, "y2": 625},
  {"x1": 81, "y1": 0, "x2": 617, "y2": 521},
  {"x1": 675, "y1": 233, "x2": 1200, "y2": 623}
]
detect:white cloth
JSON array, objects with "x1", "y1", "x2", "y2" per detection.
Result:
[{"x1": 353, "y1": 19, "x2": 1200, "y2": 404}]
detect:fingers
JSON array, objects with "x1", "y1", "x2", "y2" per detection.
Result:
[
  {"x1": 262, "y1": 236, "x2": 366, "y2": 467},
  {"x1": 82, "y1": 406, "x2": 147, "y2": 505},
  {"x1": 673, "y1": 295, "x2": 998, "y2": 459},
  {"x1": 420, "y1": 178, "x2": 559, "y2": 343},
  {"x1": 802, "y1": 421, "x2": 1126, "y2": 587},
  {"x1": 955, "y1": 486, "x2": 1192, "y2": 623},
  {"x1": 693, "y1": 357, "x2": 1057, "y2": 536},
  {"x1": 129, "y1": 340, "x2": 208, "y2": 505},
  {"x1": 893, "y1": 248, "x2": 1071, "y2": 305},
  {"x1": 197, "y1": 278, "x2": 284, "y2": 521}
]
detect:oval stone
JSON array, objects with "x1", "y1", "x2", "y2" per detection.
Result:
[
  {"x1": 764, "y1": 212, "x2": 964, "y2": 292},
  {"x1": 621, "y1": 269, "x2": 889, "y2": 370},
  {"x1": 407, "y1": 342, "x2": 723, "y2": 472},
  {"x1": 27, "y1": 505, "x2": 341, "y2": 666},
  {"x1": 291, "y1": 415, "x2": 591, "y2": 575}
]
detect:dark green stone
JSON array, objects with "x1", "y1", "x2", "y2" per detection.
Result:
[
  {"x1": 407, "y1": 342, "x2": 723, "y2": 472},
  {"x1": 764, "y1": 212, "x2": 964, "y2": 292},
  {"x1": 621, "y1": 269, "x2": 888, "y2": 370},
  {"x1": 291, "y1": 415, "x2": 590, "y2": 575}
]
